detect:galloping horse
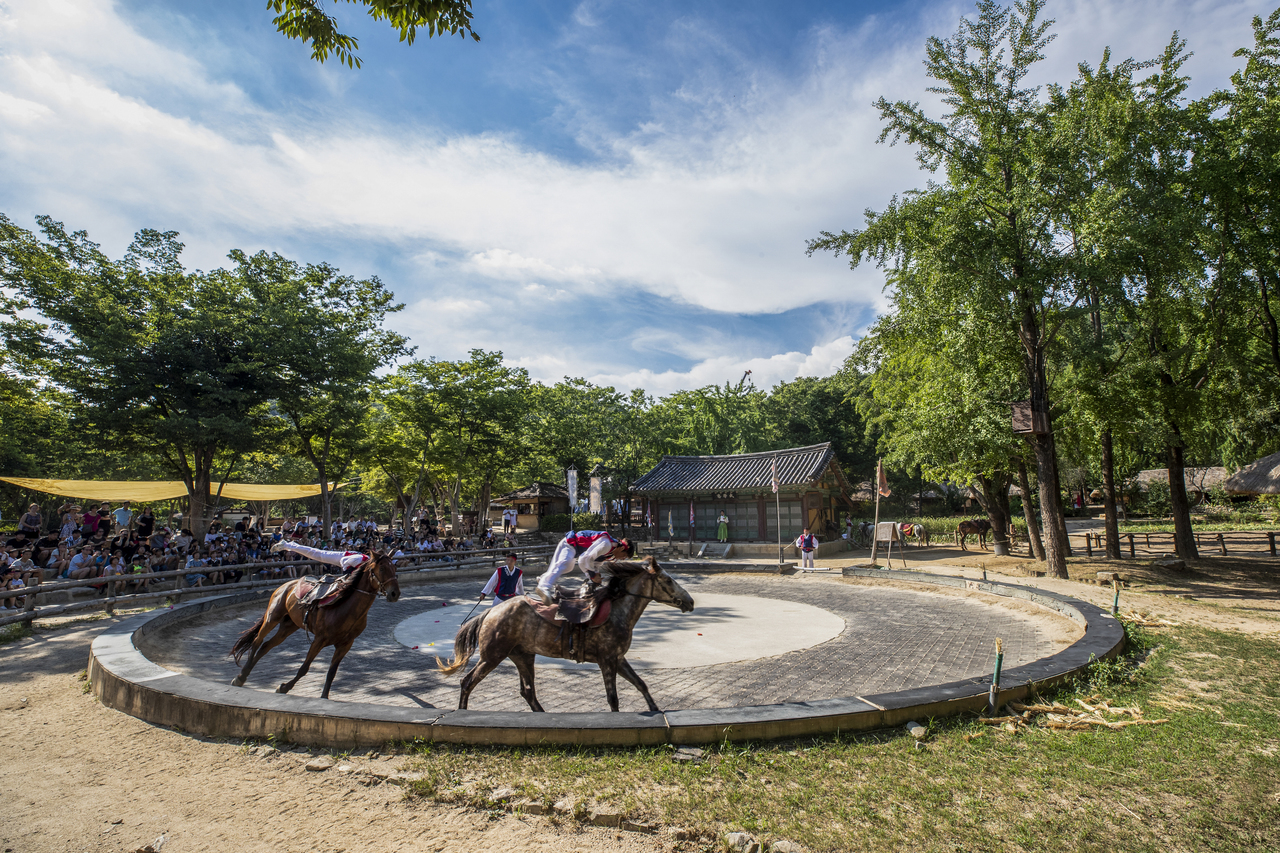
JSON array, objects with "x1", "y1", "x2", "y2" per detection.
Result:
[
  {"x1": 437, "y1": 556, "x2": 694, "y2": 712},
  {"x1": 956, "y1": 519, "x2": 992, "y2": 551},
  {"x1": 229, "y1": 552, "x2": 400, "y2": 699}
]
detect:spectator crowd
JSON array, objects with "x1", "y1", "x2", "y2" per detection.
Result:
[{"x1": 2, "y1": 503, "x2": 522, "y2": 609}]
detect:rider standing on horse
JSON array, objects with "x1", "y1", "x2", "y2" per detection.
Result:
[
  {"x1": 535, "y1": 530, "x2": 633, "y2": 605},
  {"x1": 271, "y1": 540, "x2": 369, "y2": 575}
]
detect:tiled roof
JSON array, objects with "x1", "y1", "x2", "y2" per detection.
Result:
[
  {"x1": 632, "y1": 443, "x2": 837, "y2": 493},
  {"x1": 494, "y1": 482, "x2": 569, "y2": 502}
]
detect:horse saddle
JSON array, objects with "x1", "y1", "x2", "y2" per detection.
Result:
[
  {"x1": 296, "y1": 573, "x2": 358, "y2": 609},
  {"x1": 526, "y1": 584, "x2": 612, "y2": 627}
]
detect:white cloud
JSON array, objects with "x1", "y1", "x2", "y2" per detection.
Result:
[
  {"x1": 0, "y1": 0, "x2": 1272, "y2": 394},
  {"x1": 583, "y1": 335, "x2": 858, "y2": 397}
]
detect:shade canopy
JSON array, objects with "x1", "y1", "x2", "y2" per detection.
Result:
[
  {"x1": 1223, "y1": 451, "x2": 1280, "y2": 495},
  {"x1": 0, "y1": 477, "x2": 341, "y2": 503}
]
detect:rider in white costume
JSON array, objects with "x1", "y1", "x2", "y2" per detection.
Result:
[
  {"x1": 534, "y1": 530, "x2": 633, "y2": 604},
  {"x1": 272, "y1": 540, "x2": 369, "y2": 574}
]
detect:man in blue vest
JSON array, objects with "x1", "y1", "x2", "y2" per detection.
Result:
[
  {"x1": 534, "y1": 529, "x2": 633, "y2": 604},
  {"x1": 480, "y1": 552, "x2": 525, "y2": 602},
  {"x1": 794, "y1": 526, "x2": 819, "y2": 569}
]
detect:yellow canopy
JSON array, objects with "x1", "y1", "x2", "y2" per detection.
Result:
[{"x1": 0, "y1": 477, "x2": 343, "y2": 503}]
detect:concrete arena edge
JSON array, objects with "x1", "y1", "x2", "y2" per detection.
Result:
[{"x1": 87, "y1": 566, "x2": 1126, "y2": 747}]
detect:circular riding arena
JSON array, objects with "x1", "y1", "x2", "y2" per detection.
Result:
[{"x1": 88, "y1": 567, "x2": 1124, "y2": 747}]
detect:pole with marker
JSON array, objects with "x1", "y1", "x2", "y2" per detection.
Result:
[
  {"x1": 1112, "y1": 579, "x2": 1120, "y2": 616},
  {"x1": 986, "y1": 638, "x2": 1004, "y2": 717}
]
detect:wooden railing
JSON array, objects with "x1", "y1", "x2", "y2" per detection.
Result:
[
  {"x1": 1073, "y1": 529, "x2": 1280, "y2": 558},
  {"x1": 0, "y1": 543, "x2": 553, "y2": 630}
]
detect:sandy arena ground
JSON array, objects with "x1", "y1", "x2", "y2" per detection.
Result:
[{"x1": 3, "y1": 553, "x2": 1277, "y2": 853}]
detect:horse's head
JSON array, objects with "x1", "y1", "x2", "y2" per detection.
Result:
[
  {"x1": 368, "y1": 551, "x2": 401, "y2": 603},
  {"x1": 606, "y1": 556, "x2": 693, "y2": 612}
]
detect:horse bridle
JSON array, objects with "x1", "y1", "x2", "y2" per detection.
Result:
[{"x1": 353, "y1": 558, "x2": 390, "y2": 598}]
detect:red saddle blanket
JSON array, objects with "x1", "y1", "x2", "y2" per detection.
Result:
[{"x1": 526, "y1": 596, "x2": 612, "y2": 627}]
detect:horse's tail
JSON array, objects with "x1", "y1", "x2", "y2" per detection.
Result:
[
  {"x1": 436, "y1": 612, "x2": 485, "y2": 675},
  {"x1": 230, "y1": 613, "x2": 265, "y2": 665}
]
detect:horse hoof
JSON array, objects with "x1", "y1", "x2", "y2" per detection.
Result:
[
  {"x1": 231, "y1": 677, "x2": 244, "y2": 687},
  {"x1": 276, "y1": 685, "x2": 290, "y2": 694}
]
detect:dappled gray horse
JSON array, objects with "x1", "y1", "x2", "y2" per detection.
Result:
[{"x1": 437, "y1": 556, "x2": 694, "y2": 712}]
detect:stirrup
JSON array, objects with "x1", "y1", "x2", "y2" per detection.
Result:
[{"x1": 534, "y1": 587, "x2": 552, "y2": 606}]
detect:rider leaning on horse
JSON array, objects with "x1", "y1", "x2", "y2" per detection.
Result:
[{"x1": 535, "y1": 530, "x2": 634, "y2": 604}]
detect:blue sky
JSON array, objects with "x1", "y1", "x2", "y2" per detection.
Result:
[{"x1": 0, "y1": 0, "x2": 1272, "y2": 394}]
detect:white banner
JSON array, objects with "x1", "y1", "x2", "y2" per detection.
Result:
[{"x1": 589, "y1": 476, "x2": 603, "y2": 513}]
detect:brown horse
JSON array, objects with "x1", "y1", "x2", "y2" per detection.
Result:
[
  {"x1": 956, "y1": 519, "x2": 992, "y2": 551},
  {"x1": 228, "y1": 552, "x2": 400, "y2": 699},
  {"x1": 437, "y1": 557, "x2": 694, "y2": 712}
]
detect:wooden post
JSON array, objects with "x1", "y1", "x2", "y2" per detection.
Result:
[
  {"x1": 1127, "y1": 533, "x2": 1135, "y2": 558},
  {"x1": 105, "y1": 580, "x2": 116, "y2": 616},
  {"x1": 20, "y1": 579, "x2": 39, "y2": 626},
  {"x1": 1084, "y1": 534, "x2": 1093, "y2": 557},
  {"x1": 1217, "y1": 532, "x2": 1226, "y2": 556},
  {"x1": 1145, "y1": 533, "x2": 1151, "y2": 549},
  {"x1": 1268, "y1": 532, "x2": 1276, "y2": 557}
]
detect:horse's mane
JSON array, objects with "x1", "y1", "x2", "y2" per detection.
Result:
[{"x1": 599, "y1": 558, "x2": 659, "y2": 599}]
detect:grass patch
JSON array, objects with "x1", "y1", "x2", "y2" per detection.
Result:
[
  {"x1": 400, "y1": 624, "x2": 1279, "y2": 852},
  {"x1": 0, "y1": 621, "x2": 32, "y2": 645}
]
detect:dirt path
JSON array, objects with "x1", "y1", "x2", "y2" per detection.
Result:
[{"x1": 0, "y1": 623, "x2": 667, "y2": 853}]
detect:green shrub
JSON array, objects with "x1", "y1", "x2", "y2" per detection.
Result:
[
  {"x1": 1144, "y1": 480, "x2": 1172, "y2": 518},
  {"x1": 539, "y1": 512, "x2": 605, "y2": 533}
]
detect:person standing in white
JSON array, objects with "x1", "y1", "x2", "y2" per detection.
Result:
[{"x1": 795, "y1": 527, "x2": 819, "y2": 569}]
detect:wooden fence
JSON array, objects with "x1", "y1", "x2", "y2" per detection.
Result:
[
  {"x1": 0, "y1": 543, "x2": 553, "y2": 630},
  {"x1": 1074, "y1": 529, "x2": 1280, "y2": 558}
]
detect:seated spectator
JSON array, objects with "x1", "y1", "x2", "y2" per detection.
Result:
[
  {"x1": 11, "y1": 549, "x2": 41, "y2": 586},
  {"x1": 1, "y1": 562, "x2": 25, "y2": 609},
  {"x1": 173, "y1": 529, "x2": 194, "y2": 555},
  {"x1": 184, "y1": 552, "x2": 207, "y2": 587},
  {"x1": 67, "y1": 546, "x2": 96, "y2": 580}
]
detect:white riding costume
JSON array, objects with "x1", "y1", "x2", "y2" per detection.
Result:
[
  {"x1": 273, "y1": 541, "x2": 369, "y2": 575},
  {"x1": 536, "y1": 530, "x2": 620, "y2": 601}
]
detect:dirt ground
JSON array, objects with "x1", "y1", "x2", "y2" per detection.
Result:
[
  {"x1": 3, "y1": 550, "x2": 1278, "y2": 853},
  {"x1": 0, "y1": 623, "x2": 670, "y2": 853}
]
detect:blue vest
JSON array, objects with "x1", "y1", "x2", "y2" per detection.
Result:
[{"x1": 495, "y1": 566, "x2": 523, "y2": 599}]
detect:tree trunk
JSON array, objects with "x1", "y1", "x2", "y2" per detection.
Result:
[
  {"x1": 1166, "y1": 443, "x2": 1199, "y2": 559},
  {"x1": 978, "y1": 473, "x2": 1011, "y2": 553},
  {"x1": 1030, "y1": 431, "x2": 1069, "y2": 578},
  {"x1": 1100, "y1": 430, "x2": 1121, "y2": 559},
  {"x1": 1050, "y1": 447, "x2": 1073, "y2": 558},
  {"x1": 1016, "y1": 456, "x2": 1045, "y2": 560}
]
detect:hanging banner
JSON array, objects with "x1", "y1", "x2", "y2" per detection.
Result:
[
  {"x1": 589, "y1": 475, "x2": 603, "y2": 513},
  {"x1": 567, "y1": 468, "x2": 578, "y2": 513}
]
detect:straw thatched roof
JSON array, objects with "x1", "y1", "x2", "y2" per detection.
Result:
[
  {"x1": 1223, "y1": 451, "x2": 1280, "y2": 495},
  {"x1": 1134, "y1": 466, "x2": 1229, "y2": 496}
]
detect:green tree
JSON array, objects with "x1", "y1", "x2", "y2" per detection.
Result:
[
  {"x1": 268, "y1": 0, "x2": 479, "y2": 68},
  {"x1": 252, "y1": 250, "x2": 411, "y2": 533},
  {"x1": 389, "y1": 351, "x2": 529, "y2": 531},
  {"x1": 810, "y1": 0, "x2": 1078, "y2": 576}
]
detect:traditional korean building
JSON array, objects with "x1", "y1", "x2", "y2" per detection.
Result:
[
  {"x1": 491, "y1": 482, "x2": 571, "y2": 529},
  {"x1": 630, "y1": 443, "x2": 855, "y2": 542}
]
